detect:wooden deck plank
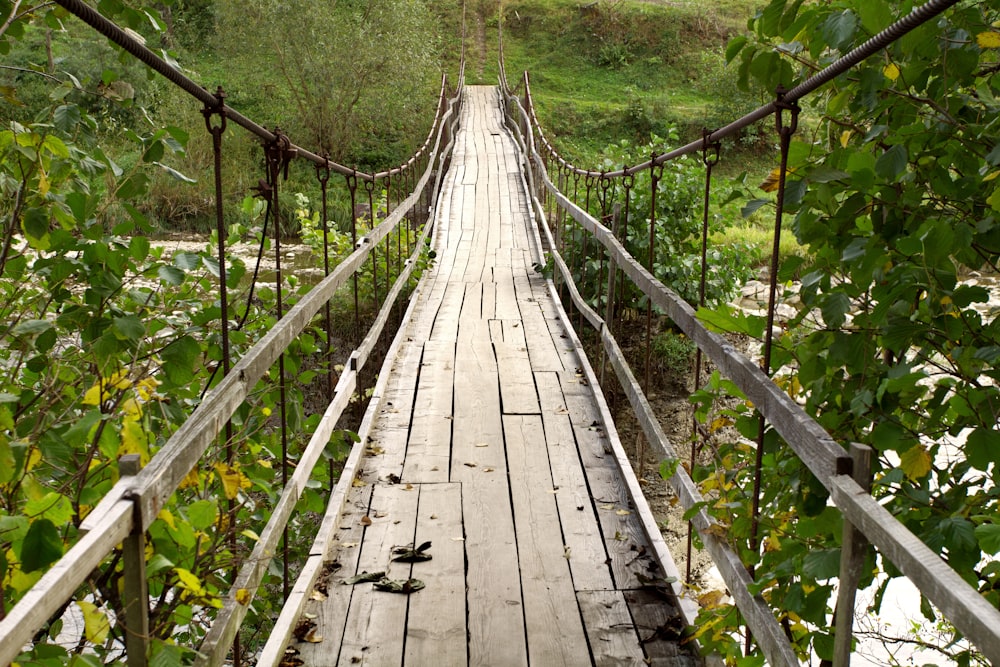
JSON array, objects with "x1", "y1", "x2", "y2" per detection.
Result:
[
  {"x1": 505, "y1": 414, "x2": 592, "y2": 665},
  {"x1": 402, "y1": 341, "x2": 454, "y2": 483},
  {"x1": 624, "y1": 589, "x2": 698, "y2": 666},
  {"x1": 337, "y1": 484, "x2": 420, "y2": 666},
  {"x1": 578, "y1": 590, "x2": 648, "y2": 666},
  {"x1": 292, "y1": 485, "x2": 373, "y2": 666},
  {"x1": 464, "y1": 473, "x2": 527, "y2": 667},
  {"x1": 558, "y1": 371, "x2": 662, "y2": 590},
  {"x1": 430, "y1": 281, "x2": 465, "y2": 342},
  {"x1": 535, "y1": 371, "x2": 615, "y2": 591},
  {"x1": 502, "y1": 318, "x2": 527, "y2": 348},
  {"x1": 404, "y1": 483, "x2": 467, "y2": 666},
  {"x1": 493, "y1": 340, "x2": 538, "y2": 415}
]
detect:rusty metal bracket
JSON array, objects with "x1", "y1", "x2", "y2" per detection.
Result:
[
  {"x1": 701, "y1": 128, "x2": 721, "y2": 168},
  {"x1": 201, "y1": 86, "x2": 227, "y2": 135}
]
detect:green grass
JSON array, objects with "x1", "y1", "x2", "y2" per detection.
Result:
[{"x1": 493, "y1": 0, "x2": 768, "y2": 163}]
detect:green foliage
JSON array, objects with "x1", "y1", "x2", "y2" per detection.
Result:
[
  {"x1": 561, "y1": 135, "x2": 754, "y2": 313},
  {"x1": 499, "y1": 0, "x2": 764, "y2": 162},
  {"x1": 213, "y1": 0, "x2": 441, "y2": 167},
  {"x1": 692, "y1": 0, "x2": 1000, "y2": 662}
]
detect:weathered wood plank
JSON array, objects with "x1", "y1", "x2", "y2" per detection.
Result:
[
  {"x1": 338, "y1": 484, "x2": 420, "y2": 666},
  {"x1": 502, "y1": 318, "x2": 527, "y2": 348},
  {"x1": 404, "y1": 483, "x2": 467, "y2": 666},
  {"x1": 558, "y1": 371, "x2": 658, "y2": 590},
  {"x1": 494, "y1": 341, "x2": 538, "y2": 415},
  {"x1": 506, "y1": 414, "x2": 592, "y2": 665},
  {"x1": 535, "y1": 371, "x2": 615, "y2": 591},
  {"x1": 430, "y1": 281, "x2": 465, "y2": 342},
  {"x1": 402, "y1": 341, "x2": 455, "y2": 483},
  {"x1": 495, "y1": 271, "x2": 520, "y2": 321},
  {"x1": 293, "y1": 485, "x2": 373, "y2": 666},
  {"x1": 623, "y1": 589, "x2": 699, "y2": 666},
  {"x1": 463, "y1": 473, "x2": 527, "y2": 666},
  {"x1": 577, "y1": 590, "x2": 647, "y2": 666},
  {"x1": 518, "y1": 298, "x2": 565, "y2": 372}
]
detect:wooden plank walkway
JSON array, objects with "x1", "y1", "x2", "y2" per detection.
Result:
[{"x1": 284, "y1": 86, "x2": 699, "y2": 666}]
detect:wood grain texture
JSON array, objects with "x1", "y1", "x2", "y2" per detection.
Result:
[
  {"x1": 337, "y1": 484, "x2": 420, "y2": 666},
  {"x1": 403, "y1": 341, "x2": 454, "y2": 483},
  {"x1": 578, "y1": 590, "x2": 647, "y2": 666},
  {"x1": 405, "y1": 483, "x2": 467, "y2": 666},
  {"x1": 505, "y1": 414, "x2": 592, "y2": 665}
]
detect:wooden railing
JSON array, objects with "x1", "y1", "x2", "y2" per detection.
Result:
[{"x1": 497, "y1": 0, "x2": 1000, "y2": 664}]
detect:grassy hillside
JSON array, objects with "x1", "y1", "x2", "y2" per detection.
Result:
[{"x1": 468, "y1": 0, "x2": 767, "y2": 165}]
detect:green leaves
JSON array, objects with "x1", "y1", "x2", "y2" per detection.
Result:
[
  {"x1": 21, "y1": 519, "x2": 64, "y2": 573},
  {"x1": 874, "y1": 144, "x2": 908, "y2": 181}
]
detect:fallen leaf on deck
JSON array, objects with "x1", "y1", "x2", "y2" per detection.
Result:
[
  {"x1": 392, "y1": 541, "x2": 433, "y2": 562},
  {"x1": 235, "y1": 588, "x2": 251, "y2": 605},
  {"x1": 303, "y1": 628, "x2": 324, "y2": 643},
  {"x1": 599, "y1": 503, "x2": 616, "y2": 511},
  {"x1": 483, "y1": 467, "x2": 495, "y2": 473},
  {"x1": 464, "y1": 462, "x2": 477, "y2": 467},
  {"x1": 373, "y1": 511, "x2": 387, "y2": 518},
  {"x1": 360, "y1": 516, "x2": 372, "y2": 526},
  {"x1": 429, "y1": 514, "x2": 438, "y2": 520},
  {"x1": 352, "y1": 478, "x2": 366, "y2": 488},
  {"x1": 615, "y1": 509, "x2": 631, "y2": 516},
  {"x1": 373, "y1": 577, "x2": 426, "y2": 594},
  {"x1": 637, "y1": 573, "x2": 678, "y2": 588},
  {"x1": 310, "y1": 590, "x2": 327, "y2": 601},
  {"x1": 340, "y1": 542, "x2": 359, "y2": 548},
  {"x1": 475, "y1": 442, "x2": 489, "y2": 448},
  {"x1": 344, "y1": 571, "x2": 385, "y2": 585}
]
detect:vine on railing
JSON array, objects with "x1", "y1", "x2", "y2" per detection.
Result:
[
  {"x1": 0, "y1": 1, "x2": 464, "y2": 665},
  {"x1": 499, "y1": 0, "x2": 1000, "y2": 664}
]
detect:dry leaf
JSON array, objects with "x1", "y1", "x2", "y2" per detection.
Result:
[
  {"x1": 303, "y1": 628, "x2": 324, "y2": 643},
  {"x1": 464, "y1": 462, "x2": 477, "y2": 468},
  {"x1": 310, "y1": 590, "x2": 327, "y2": 601},
  {"x1": 235, "y1": 588, "x2": 251, "y2": 606},
  {"x1": 475, "y1": 442, "x2": 489, "y2": 448},
  {"x1": 599, "y1": 503, "x2": 615, "y2": 511},
  {"x1": 483, "y1": 467, "x2": 495, "y2": 473},
  {"x1": 360, "y1": 516, "x2": 372, "y2": 527},
  {"x1": 615, "y1": 509, "x2": 631, "y2": 516}
]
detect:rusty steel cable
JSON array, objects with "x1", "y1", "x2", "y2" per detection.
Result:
[{"x1": 264, "y1": 134, "x2": 294, "y2": 602}]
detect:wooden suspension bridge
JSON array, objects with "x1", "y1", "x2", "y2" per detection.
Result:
[
  {"x1": 272, "y1": 85, "x2": 698, "y2": 666},
  {"x1": 4, "y1": 1, "x2": 1000, "y2": 666}
]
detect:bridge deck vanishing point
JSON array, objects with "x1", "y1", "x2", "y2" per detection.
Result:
[{"x1": 283, "y1": 86, "x2": 698, "y2": 666}]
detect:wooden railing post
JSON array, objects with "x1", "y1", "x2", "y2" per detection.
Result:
[
  {"x1": 833, "y1": 443, "x2": 872, "y2": 667},
  {"x1": 119, "y1": 454, "x2": 150, "y2": 667}
]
